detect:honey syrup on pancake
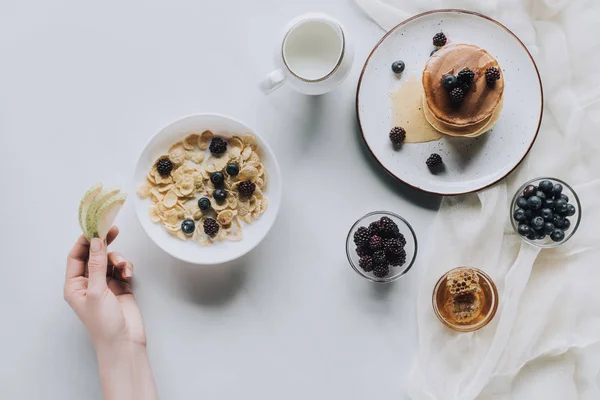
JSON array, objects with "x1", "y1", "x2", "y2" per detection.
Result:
[{"x1": 390, "y1": 76, "x2": 442, "y2": 143}]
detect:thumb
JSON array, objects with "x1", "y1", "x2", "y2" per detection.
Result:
[{"x1": 87, "y1": 238, "x2": 108, "y2": 294}]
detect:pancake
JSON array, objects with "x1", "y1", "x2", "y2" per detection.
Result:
[
  {"x1": 422, "y1": 44, "x2": 504, "y2": 133},
  {"x1": 423, "y1": 97, "x2": 503, "y2": 137}
]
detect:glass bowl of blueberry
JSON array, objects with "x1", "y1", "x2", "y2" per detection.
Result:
[
  {"x1": 346, "y1": 211, "x2": 418, "y2": 283},
  {"x1": 511, "y1": 177, "x2": 581, "y2": 248}
]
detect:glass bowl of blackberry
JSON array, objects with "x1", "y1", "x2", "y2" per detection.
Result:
[
  {"x1": 511, "y1": 177, "x2": 581, "y2": 248},
  {"x1": 346, "y1": 211, "x2": 418, "y2": 283}
]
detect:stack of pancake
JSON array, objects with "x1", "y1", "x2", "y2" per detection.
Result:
[{"x1": 422, "y1": 44, "x2": 504, "y2": 137}]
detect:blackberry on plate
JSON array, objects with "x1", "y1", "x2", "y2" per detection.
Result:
[
  {"x1": 513, "y1": 208, "x2": 527, "y2": 222},
  {"x1": 203, "y1": 218, "x2": 220, "y2": 236},
  {"x1": 543, "y1": 222, "x2": 555, "y2": 235},
  {"x1": 442, "y1": 74, "x2": 458, "y2": 89},
  {"x1": 353, "y1": 226, "x2": 370, "y2": 247},
  {"x1": 565, "y1": 204, "x2": 576, "y2": 216},
  {"x1": 523, "y1": 185, "x2": 537, "y2": 198},
  {"x1": 368, "y1": 221, "x2": 381, "y2": 235},
  {"x1": 369, "y1": 235, "x2": 383, "y2": 251},
  {"x1": 359, "y1": 255, "x2": 374, "y2": 272},
  {"x1": 372, "y1": 250, "x2": 387, "y2": 265},
  {"x1": 450, "y1": 87, "x2": 464, "y2": 104},
  {"x1": 389, "y1": 127, "x2": 406, "y2": 146},
  {"x1": 213, "y1": 188, "x2": 227, "y2": 202},
  {"x1": 433, "y1": 32, "x2": 447, "y2": 47},
  {"x1": 378, "y1": 216, "x2": 399, "y2": 237},
  {"x1": 210, "y1": 171, "x2": 225, "y2": 186},
  {"x1": 485, "y1": 66, "x2": 500, "y2": 85},
  {"x1": 384, "y1": 238, "x2": 404, "y2": 255},
  {"x1": 539, "y1": 180, "x2": 553, "y2": 194},
  {"x1": 198, "y1": 197, "x2": 211, "y2": 211},
  {"x1": 516, "y1": 196, "x2": 528, "y2": 209},
  {"x1": 527, "y1": 196, "x2": 542, "y2": 210},
  {"x1": 457, "y1": 68, "x2": 475, "y2": 89},
  {"x1": 550, "y1": 229, "x2": 565, "y2": 242},
  {"x1": 226, "y1": 163, "x2": 239, "y2": 176},
  {"x1": 156, "y1": 158, "x2": 173, "y2": 176},
  {"x1": 531, "y1": 216, "x2": 544, "y2": 231},
  {"x1": 388, "y1": 249, "x2": 406, "y2": 267},
  {"x1": 391, "y1": 60, "x2": 405, "y2": 74},
  {"x1": 426, "y1": 153, "x2": 443, "y2": 169},
  {"x1": 356, "y1": 246, "x2": 372, "y2": 258},
  {"x1": 181, "y1": 219, "x2": 195, "y2": 235},
  {"x1": 209, "y1": 137, "x2": 228, "y2": 155},
  {"x1": 373, "y1": 264, "x2": 390, "y2": 278},
  {"x1": 238, "y1": 181, "x2": 256, "y2": 198}
]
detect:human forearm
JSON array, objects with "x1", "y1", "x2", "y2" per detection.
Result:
[{"x1": 97, "y1": 342, "x2": 158, "y2": 400}]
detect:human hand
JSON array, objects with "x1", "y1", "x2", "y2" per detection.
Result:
[{"x1": 64, "y1": 226, "x2": 146, "y2": 350}]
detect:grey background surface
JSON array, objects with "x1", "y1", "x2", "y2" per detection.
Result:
[{"x1": 0, "y1": 0, "x2": 440, "y2": 398}]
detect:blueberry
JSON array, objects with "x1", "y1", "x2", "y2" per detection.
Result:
[
  {"x1": 527, "y1": 196, "x2": 542, "y2": 210},
  {"x1": 226, "y1": 163, "x2": 239, "y2": 176},
  {"x1": 552, "y1": 214, "x2": 564, "y2": 226},
  {"x1": 554, "y1": 198, "x2": 568, "y2": 214},
  {"x1": 516, "y1": 196, "x2": 528, "y2": 209},
  {"x1": 181, "y1": 219, "x2": 195, "y2": 235},
  {"x1": 559, "y1": 218, "x2": 571, "y2": 230},
  {"x1": 442, "y1": 74, "x2": 458, "y2": 89},
  {"x1": 523, "y1": 185, "x2": 537, "y2": 198},
  {"x1": 539, "y1": 180, "x2": 554, "y2": 194},
  {"x1": 210, "y1": 171, "x2": 225, "y2": 187},
  {"x1": 513, "y1": 208, "x2": 527, "y2": 222},
  {"x1": 544, "y1": 198, "x2": 555, "y2": 210},
  {"x1": 213, "y1": 188, "x2": 227, "y2": 202},
  {"x1": 552, "y1": 183, "x2": 563, "y2": 198},
  {"x1": 543, "y1": 222, "x2": 555, "y2": 235},
  {"x1": 565, "y1": 204, "x2": 576, "y2": 216},
  {"x1": 430, "y1": 49, "x2": 438, "y2": 56},
  {"x1": 198, "y1": 197, "x2": 211, "y2": 211},
  {"x1": 535, "y1": 191, "x2": 546, "y2": 201},
  {"x1": 550, "y1": 229, "x2": 565, "y2": 242},
  {"x1": 524, "y1": 209, "x2": 534, "y2": 220},
  {"x1": 518, "y1": 224, "x2": 531, "y2": 236},
  {"x1": 559, "y1": 193, "x2": 569, "y2": 203},
  {"x1": 531, "y1": 216, "x2": 545, "y2": 231},
  {"x1": 392, "y1": 60, "x2": 405, "y2": 74},
  {"x1": 526, "y1": 231, "x2": 537, "y2": 240},
  {"x1": 534, "y1": 230, "x2": 546, "y2": 240},
  {"x1": 541, "y1": 208, "x2": 553, "y2": 221}
]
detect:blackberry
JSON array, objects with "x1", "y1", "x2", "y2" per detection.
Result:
[
  {"x1": 457, "y1": 68, "x2": 475, "y2": 90},
  {"x1": 426, "y1": 153, "x2": 443, "y2": 169},
  {"x1": 397, "y1": 233, "x2": 406, "y2": 247},
  {"x1": 485, "y1": 66, "x2": 500, "y2": 85},
  {"x1": 378, "y1": 216, "x2": 398, "y2": 237},
  {"x1": 353, "y1": 227, "x2": 370, "y2": 247},
  {"x1": 238, "y1": 181, "x2": 256, "y2": 198},
  {"x1": 368, "y1": 221, "x2": 381, "y2": 236},
  {"x1": 372, "y1": 250, "x2": 386, "y2": 265},
  {"x1": 384, "y1": 238, "x2": 404, "y2": 256},
  {"x1": 156, "y1": 158, "x2": 173, "y2": 176},
  {"x1": 356, "y1": 246, "x2": 372, "y2": 258},
  {"x1": 181, "y1": 219, "x2": 195, "y2": 235},
  {"x1": 373, "y1": 264, "x2": 390, "y2": 278},
  {"x1": 432, "y1": 32, "x2": 447, "y2": 47},
  {"x1": 359, "y1": 256, "x2": 374, "y2": 272},
  {"x1": 203, "y1": 218, "x2": 220, "y2": 236},
  {"x1": 450, "y1": 87, "x2": 464, "y2": 104},
  {"x1": 388, "y1": 249, "x2": 406, "y2": 267},
  {"x1": 369, "y1": 235, "x2": 383, "y2": 251},
  {"x1": 209, "y1": 137, "x2": 228, "y2": 155},
  {"x1": 389, "y1": 127, "x2": 406, "y2": 146}
]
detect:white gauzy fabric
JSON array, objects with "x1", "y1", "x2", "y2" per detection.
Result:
[{"x1": 355, "y1": 0, "x2": 600, "y2": 399}]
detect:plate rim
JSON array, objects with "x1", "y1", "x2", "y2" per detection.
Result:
[
  {"x1": 132, "y1": 112, "x2": 282, "y2": 265},
  {"x1": 355, "y1": 9, "x2": 544, "y2": 196}
]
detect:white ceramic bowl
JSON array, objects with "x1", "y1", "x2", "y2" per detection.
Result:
[{"x1": 133, "y1": 114, "x2": 282, "y2": 264}]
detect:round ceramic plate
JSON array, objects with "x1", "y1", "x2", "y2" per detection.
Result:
[
  {"x1": 133, "y1": 114, "x2": 282, "y2": 264},
  {"x1": 356, "y1": 10, "x2": 543, "y2": 195}
]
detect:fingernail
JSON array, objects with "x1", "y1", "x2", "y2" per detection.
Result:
[
  {"x1": 124, "y1": 268, "x2": 132, "y2": 278},
  {"x1": 115, "y1": 255, "x2": 125, "y2": 265},
  {"x1": 90, "y1": 238, "x2": 102, "y2": 253}
]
